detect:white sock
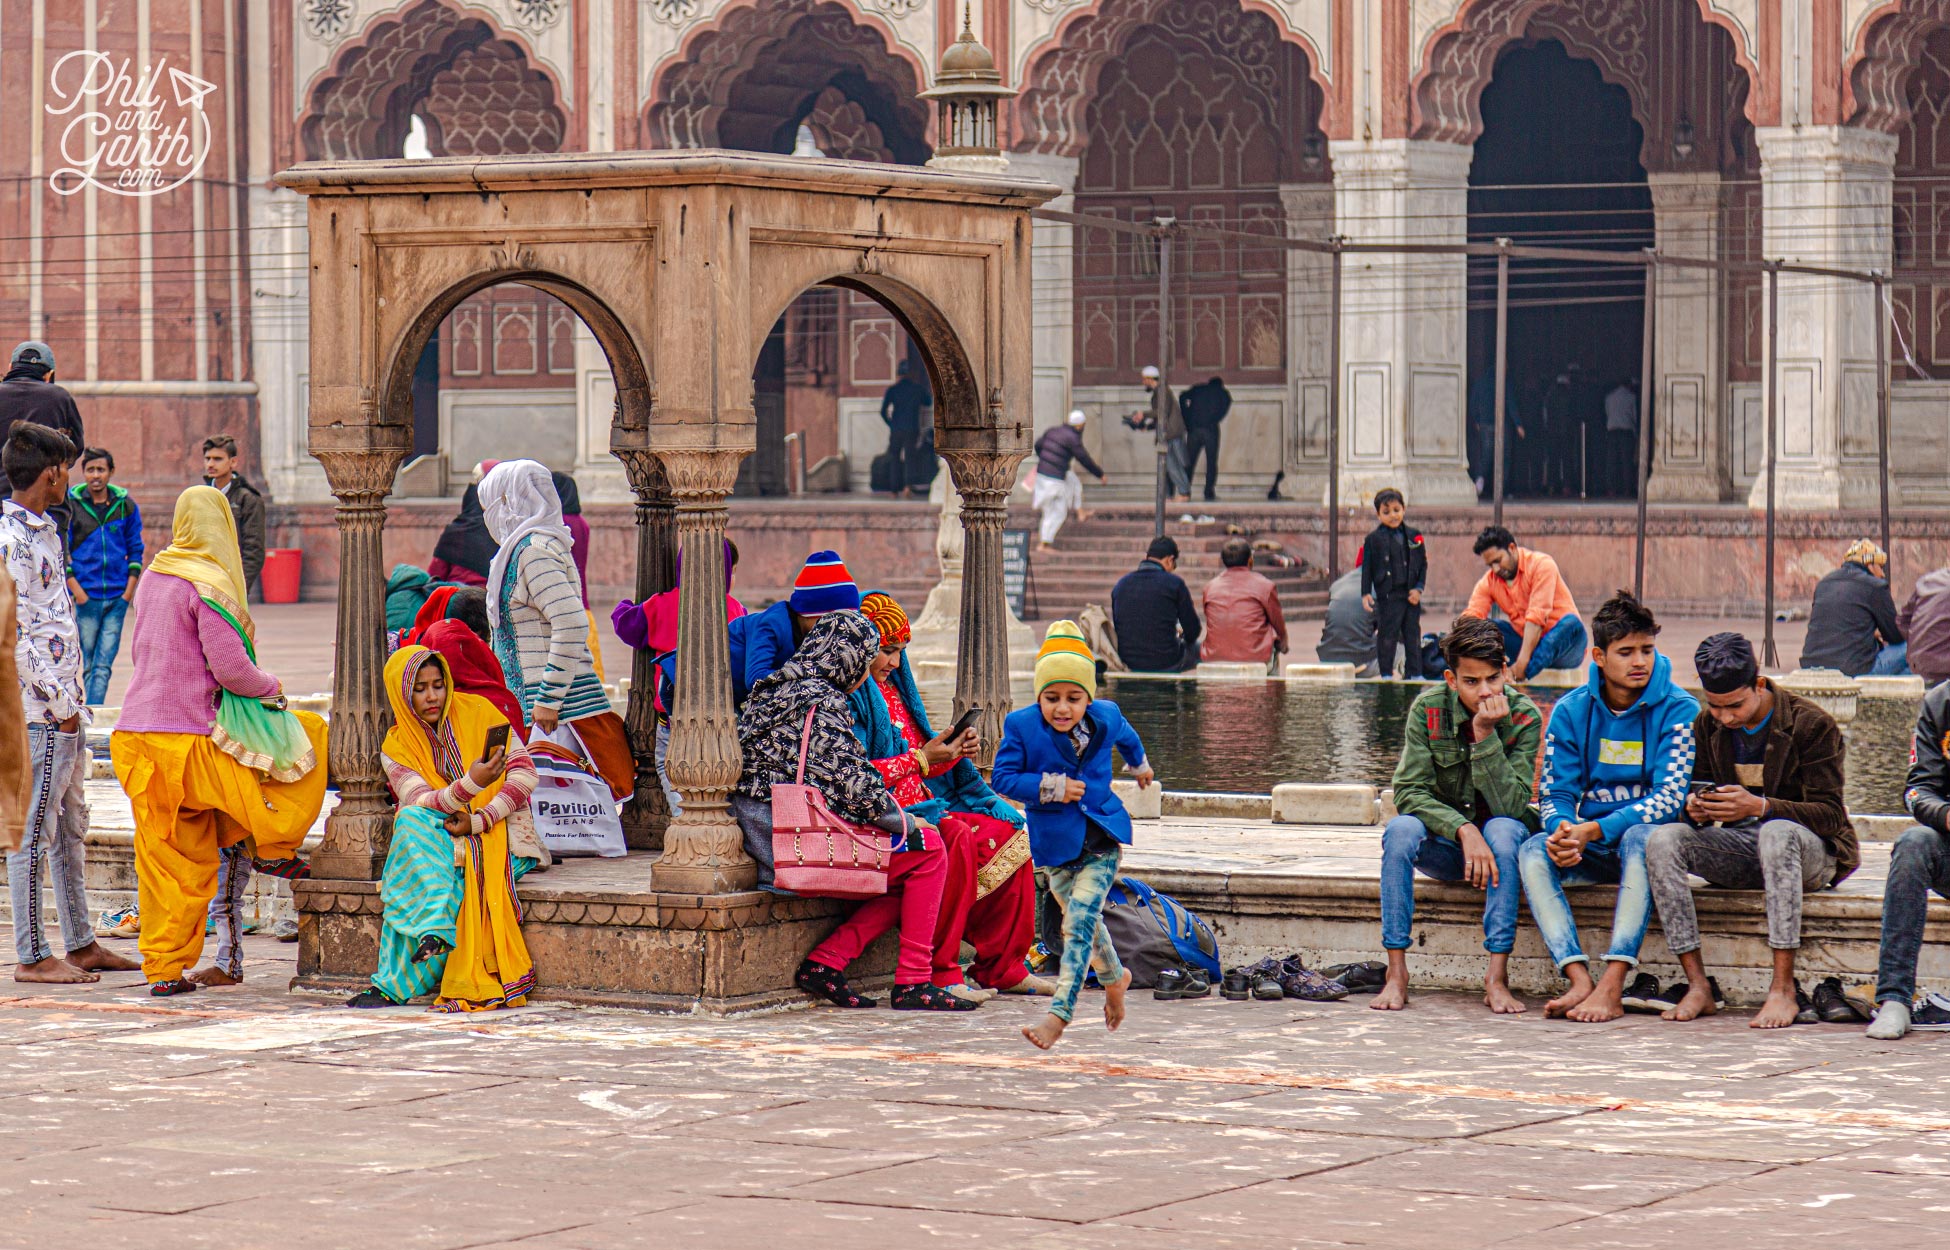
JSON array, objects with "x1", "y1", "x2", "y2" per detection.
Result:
[{"x1": 1867, "y1": 999, "x2": 1911, "y2": 1040}]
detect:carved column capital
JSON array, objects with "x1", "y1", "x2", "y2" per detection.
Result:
[
  {"x1": 660, "y1": 447, "x2": 747, "y2": 500},
  {"x1": 316, "y1": 447, "x2": 408, "y2": 502},
  {"x1": 615, "y1": 447, "x2": 672, "y2": 499},
  {"x1": 942, "y1": 449, "x2": 1023, "y2": 504}
]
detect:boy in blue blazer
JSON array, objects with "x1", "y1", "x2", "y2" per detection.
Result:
[{"x1": 992, "y1": 621, "x2": 1153, "y2": 1049}]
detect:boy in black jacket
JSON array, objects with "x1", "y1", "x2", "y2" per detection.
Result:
[{"x1": 1361, "y1": 489, "x2": 1427, "y2": 679}]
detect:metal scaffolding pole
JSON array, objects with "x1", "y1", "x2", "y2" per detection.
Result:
[
  {"x1": 1492, "y1": 241, "x2": 1510, "y2": 529},
  {"x1": 1153, "y1": 220, "x2": 1172, "y2": 539},
  {"x1": 1875, "y1": 272, "x2": 1893, "y2": 575},
  {"x1": 1634, "y1": 252, "x2": 1656, "y2": 599},
  {"x1": 1763, "y1": 261, "x2": 1781, "y2": 669},
  {"x1": 1328, "y1": 240, "x2": 1344, "y2": 582}
]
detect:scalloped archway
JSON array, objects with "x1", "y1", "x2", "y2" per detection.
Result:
[
  {"x1": 300, "y1": 0, "x2": 566, "y2": 161},
  {"x1": 1848, "y1": 0, "x2": 1950, "y2": 133},
  {"x1": 645, "y1": 0, "x2": 930, "y2": 163},
  {"x1": 1015, "y1": 0, "x2": 1331, "y2": 159}
]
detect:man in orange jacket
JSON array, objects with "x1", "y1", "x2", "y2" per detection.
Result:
[{"x1": 1464, "y1": 525, "x2": 1587, "y2": 680}]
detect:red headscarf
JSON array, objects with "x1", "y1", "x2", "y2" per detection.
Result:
[
  {"x1": 420, "y1": 619, "x2": 528, "y2": 741},
  {"x1": 400, "y1": 585, "x2": 459, "y2": 649}
]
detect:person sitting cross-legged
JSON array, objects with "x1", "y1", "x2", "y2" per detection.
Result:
[
  {"x1": 1646, "y1": 633, "x2": 1857, "y2": 1028},
  {"x1": 1867, "y1": 680, "x2": 1950, "y2": 1038},
  {"x1": 1375, "y1": 615, "x2": 1543, "y2": 1014},
  {"x1": 1517, "y1": 590, "x2": 1697, "y2": 1022}
]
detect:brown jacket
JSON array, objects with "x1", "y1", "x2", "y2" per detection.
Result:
[
  {"x1": 0, "y1": 577, "x2": 27, "y2": 851},
  {"x1": 1691, "y1": 680, "x2": 1858, "y2": 882},
  {"x1": 1201, "y1": 566, "x2": 1288, "y2": 663}
]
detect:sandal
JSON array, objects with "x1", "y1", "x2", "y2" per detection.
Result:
[
  {"x1": 412, "y1": 934, "x2": 450, "y2": 966},
  {"x1": 346, "y1": 988, "x2": 394, "y2": 1009},
  {"x1": 150, "y1": 978, "x2": 199, "y2": 997},
  {"x1": 794, "y1": 958, "x2": 877, "y2": 1009},
  {"x1": 251, "y1": 856, "x2": 311, "y2": 881},
  {"x1": 891, "y1": 982, "x2": 980, "y2": 1012}
]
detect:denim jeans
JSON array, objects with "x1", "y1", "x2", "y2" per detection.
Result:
[
  {"x1": 1870, "y1": 641, "x2": 1910, "y2": 677},
  {"x1": 8, "y1": 725, "x2": 93, "y2": 965},
  {"x1": 1163, "y1": 437, "x2": 1190, "y2": 497},
  {"x1": 1380, "y1": 814, "x2": 1527, "y2": 954},
  {"x1": 1645, "y1": 820, "x2": 1834, "y2": 955},
  {"x1": 1044, "y1": 846, "x2": 1125, "y2": 1023},
  {"x1": 74, "y1": 594, "x2": 128, "y2": 706},
  {"x1": 1876, "y1": 825, "x2": 1950, "y2": 1004},
  {"x1": 1517, "y1": 823, "x2": 1654, "y2": 970},
  {"x1": 207, "y1": 845, "x2": 251, "y2": 978},
  {"x1": 1494, "y1": 614, "x2": 1589, "y2": 679}
]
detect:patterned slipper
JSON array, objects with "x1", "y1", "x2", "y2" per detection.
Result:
[
  {"x1": 149, "y1": 978, "x2": 198, "y2": 997},
  {"x1": 891, "y1": 982, "x2": 980, "y2": 1012},
  {"x1": 251, "y1": 856, "x2": 311, "y2": 881}
]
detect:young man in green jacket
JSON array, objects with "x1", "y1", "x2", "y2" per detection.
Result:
[{"x1": 1376, "y1": 615, "x2": 1543, "y2": 1013}]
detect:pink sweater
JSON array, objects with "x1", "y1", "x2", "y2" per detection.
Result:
[{"x1": 117, "y1": 573, "x2": 280, "y2": 735}]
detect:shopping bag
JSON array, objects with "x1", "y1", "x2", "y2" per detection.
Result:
[{"x1": 527, "y1": 726, "x2": 627, "y2": 858}]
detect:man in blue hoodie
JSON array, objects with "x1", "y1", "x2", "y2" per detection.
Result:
[
  {"x1": 1519, "y1": 590, "x2": 1697, "y2": 1022},
  {"x1": 64, "y1": 447, "x2": 142, "y2": 705}
]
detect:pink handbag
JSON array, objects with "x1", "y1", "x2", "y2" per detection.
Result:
[{"x1": 770, "y1": 708, "x2": 893, "y2": 899}]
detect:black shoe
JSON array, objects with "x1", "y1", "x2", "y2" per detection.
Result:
[
  {"x1": 891, "y1": 982, "x2": 980, "y2": 1012},
  {"x1": 1911, "y1": 991, "x2": 1950, "y2": 1031},
  {"x1": 1620, "y1": 972, "x2": 1663, "y2": 1013},
  {"x1": 1240, "y1": 956, "x2": 1285, "y2": 1000},
  {"x1": 1813, "y1": 976, "x2": 1868, "y2": 1024},
  {"x1": 1221, "y1": 968, "x2": 1252, "y2": 1001},
  {"x1": 794, "y1": 958, "x2": 878, "y2": 1009},
  {"x1": 1648, "y1": 977, "x2": 1725, "y2": 1012},
  {"x1": 1794, "y1": 983, "x2": 1821, "y2": 1025},
  {"x1": 1321, "y1": 961, "x2": 1388, "y2": 994},
  {"x1": 412, "y1": 934, "x2": 450, "y2": 965},
  {"x1": 1154, "y1": 967, "x2": 1212, "y2": 1001},
  {"x1": 346, "y1": 988, "x2": 393, "y2": 1009}
]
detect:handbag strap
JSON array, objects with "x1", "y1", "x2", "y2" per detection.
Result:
[{"x1": 795, "y1": 706, "x2": 817, "y2": 784}]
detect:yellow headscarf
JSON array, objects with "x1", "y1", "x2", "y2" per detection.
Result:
[
  {"x1": 148, "y1": 485, "x2": 253, "y2": 639},
  {"x1": 381, "y1": 646, "x2": 533, "y2": 1011}
]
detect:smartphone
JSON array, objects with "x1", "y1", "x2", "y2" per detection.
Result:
[
  {"x1": 482, "y1": 724, "x2": 511, "y2": 761},
  {"x1": 946, "y1": 707, "x2": 984, "y2": 742},
  {"x1": 1687, "y1": 780, "x2": 1726, "y2": 797}
]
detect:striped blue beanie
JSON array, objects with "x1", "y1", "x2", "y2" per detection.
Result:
[{"x1": 788, "y1": 550, "x2": 861, "y2": 616}]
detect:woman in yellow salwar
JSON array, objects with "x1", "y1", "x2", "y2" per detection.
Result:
[
  {"x1": 110, "y1": 487, "x2": 329, "y2": 996},
  {"x1": 344, "y1": 644, "x2": 537, "y2": 1011}
]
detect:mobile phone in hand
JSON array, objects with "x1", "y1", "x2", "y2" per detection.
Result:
[
  {"x1": 946, "y1": 706, "x2": 983, "y2": 742},
  {"x1": 1687, "y1": 780, "x2": 1723, "y2": 797},
  {"x1": 481, "y1": 723, "x2": 511, "y2": 762}
]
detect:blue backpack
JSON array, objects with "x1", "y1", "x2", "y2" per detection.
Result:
[{"x1": 1101, "y1": 875, "x2": 1222, "y2": 987}]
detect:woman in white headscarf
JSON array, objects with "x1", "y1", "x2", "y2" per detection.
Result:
[{"x1": 477, "y1": 460, "x2": 634, "y2": 800}]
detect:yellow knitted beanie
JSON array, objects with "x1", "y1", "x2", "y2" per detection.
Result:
[{"x1": 1034, "y1": 620, "x2": 1097, "y2": 697}]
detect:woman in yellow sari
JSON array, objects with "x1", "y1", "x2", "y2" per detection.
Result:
[
  {"x1": 346, "y1": 645, "x2": 536, "y2": 1011},
  {"x1": 110, "y1": 487, "x2": 329, "y2": 995}
]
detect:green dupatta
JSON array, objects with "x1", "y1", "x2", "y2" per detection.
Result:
[{"x1": 204, "y1": 596, "x2": 316, "y2": 783}]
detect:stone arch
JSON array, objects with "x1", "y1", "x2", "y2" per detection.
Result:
[
  {"x1": 1848, "y1": 0, "x2": 1950, "y2": 133},
  {"x1": 645, "y1": 0, "x2": 931, "y2": 164},
  {"x1": 1412, "y1": 0, "x2": 1761, "y2": 165},
  {"x1": 1015, "y1": 0, "x2": 1332, "y2": 158},
  {"x1": 300, "y1": 0, "x2": 567, "y2": 161}
]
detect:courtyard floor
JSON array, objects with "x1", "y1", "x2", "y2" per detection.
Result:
[{"x1": 3, "y1": 929, "x2": 1945, "y2": 1249}]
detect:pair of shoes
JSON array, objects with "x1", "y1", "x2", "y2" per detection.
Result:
[
  {"x1": 945, "y1": 983, "x2": 997, "y2": 1005},
  {"x1": 1277, "y1": 955, "x2": 1348, "y2": 1002},
  {"x1": 1154, "y1": 967, "x2": 1212, "y2": 1001},
  {"x1": 794, "y1": 958, "x2": 877, "y2": 1009},
  {"x1": 1794, "y1": 983, "x2": 1821, "y2": 1025},
  {"x1": 1647, "y1": 978, "x2": 1725, "y2": 1012},
  {"x1": 1810, "y1": 976, "x2": 1868, "y2": 1024},
  {"x1": 95, "y1": 906, "x2": 139, "y2": 940},
  {"x1": 1620, "y1": 972, "x2": 1664, "y2": 1013},
  {"x1": 1320, "y1": 962, "x2": 1388, "y2": 994},
  {"x1": 892, "y1": 982, "x2": 981, "y2": 1012},
  {"x1": 1236, "y1": 957, "x2": 1288, "y2": 1000},
  {"x1": 1221, "y1": 968, "x2": 1252, "y2": 1000}
]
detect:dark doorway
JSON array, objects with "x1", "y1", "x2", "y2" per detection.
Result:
[{"x1": 1466, "y1": 39, "x2": 1652, "y2": 502}]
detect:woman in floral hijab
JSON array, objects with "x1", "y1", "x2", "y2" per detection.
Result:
[{"x1": 731, "y1": 610, "x2": 974, "y2": 1012}]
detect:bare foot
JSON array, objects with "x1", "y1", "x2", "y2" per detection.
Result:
[
  {"x1": 65, "y1": 942, "x2": 140, "y2": 973},
  {"x1": 13, "y1": 956, "x2": 99, "y2": 984},
  {"x1": 187, "y1": 966, "x2": 241, "y2": 987},
  {"x1": 1750, "y1": 987, "x2": 1800, "y2": 1030},
  {"x1": 1022, "y1": 1013, "x2": 1068, "y2": 1050},
  {"x1": 1484, "y1": 978, "x2": 1527, "y2": 1014},
  {"x1": 1371, "y1": 970, "x2": 1409, "y2": 1011},
  {"x1": 1545, "y1": 968, "x2": 1595, "y2": 1019},
  {"x1": 1660, "y1": 982, "x2": 1719, "y2": 1022},
  {"x1": 1567, "y1": 981, "x2": 1625, "y2": 1023},
  {"x1": 1103, "y1": 969, "x2": 1133, "y2": 1032}
]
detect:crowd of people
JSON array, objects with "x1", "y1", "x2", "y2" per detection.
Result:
[{"x1": 0, "y1": 331, "x2": 1945, "y2": 1042}]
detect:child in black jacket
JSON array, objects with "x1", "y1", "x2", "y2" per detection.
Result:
[{"x1": 1360, "y1": 489, "x2": 1427, "y2": 679}]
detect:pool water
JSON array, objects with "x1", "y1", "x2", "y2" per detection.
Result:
[{"x1": 1103, "y1": 677, "x2": 1920, "y2": 816}]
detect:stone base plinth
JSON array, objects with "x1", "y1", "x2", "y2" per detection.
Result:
[{"x1": 293, "y1": 858, "x2": 892, "y2": 1015}]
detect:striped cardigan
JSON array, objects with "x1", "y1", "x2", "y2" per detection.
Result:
[{"x1": 492, "y1": 534, "x2": 613, "y2": 722}]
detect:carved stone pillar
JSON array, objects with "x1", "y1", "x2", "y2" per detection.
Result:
[
  {"x1": 313, "y1": 447, "x2": 406, "y2": 881},
  {"x1": 650, "y1": 448, "x2": 755, "y2": 895},
  {"x1": 616, "y1": 449, "x2": 677, "y2": 849},
  {"x1": 943, "y1": 450, "x2": 1022, "y2": 765}
]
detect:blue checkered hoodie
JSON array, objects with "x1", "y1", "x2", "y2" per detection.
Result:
[{"x1": 1539, "y1": 651, "x2": 1699, "y2": 843}]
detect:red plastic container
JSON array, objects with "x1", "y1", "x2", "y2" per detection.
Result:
[{"x1": 261, "y1": 548, "x2": 303, "y2": 604}]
